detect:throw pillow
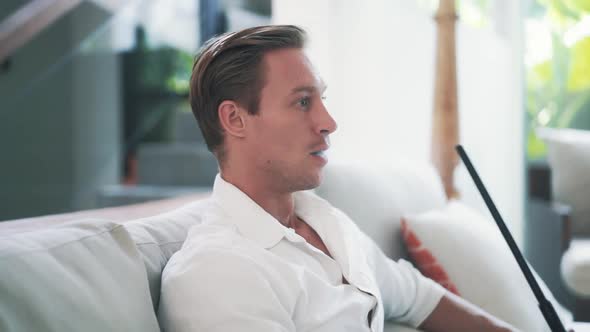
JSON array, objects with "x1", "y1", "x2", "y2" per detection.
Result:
[
  {"x1": 537, "y1": 127, "x2": 590, "y2": 235},
  {"x1": 401, "y1": 218, "x2": 460, "y2": 295},
  {"x1": 315, "y1": 158, "x2": 447, "y2": 261},
  {"x1": 401, "y1": 200, "x2": 572, "y2": 331}
]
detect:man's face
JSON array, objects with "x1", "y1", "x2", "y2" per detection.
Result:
[{"x1": 244, "y1": 48, "x2": 337, "y2": 192}]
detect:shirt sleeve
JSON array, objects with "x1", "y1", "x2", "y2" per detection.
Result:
[
  {"x1": 359, "y1": 231, "x2": 446, "y2": 328},
  {"x1": 158, "y1": 248, "x2": 296, "y2": 332}
]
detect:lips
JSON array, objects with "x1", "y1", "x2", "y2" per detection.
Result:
[
  {"x1": 310, "y1": 150, "x2": 325, "y2": 157},
  {"x1": 309, "y1": 144, "x2": 329, "y2": 165},
  {"x1": 309, "y1": 137, "x2": 330, "y2": 160},
  {"x1": 310, "y1": 146, "x2": 329, "y2": 156}
]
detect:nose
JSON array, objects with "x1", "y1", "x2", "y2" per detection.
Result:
[{"x1": 316, "y1": 101, "x2": 338, "y2": 136}]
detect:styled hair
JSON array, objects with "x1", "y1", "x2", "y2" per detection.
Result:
[{"x1": 189, "y1": 25, "x2": 306, "y2": 160}]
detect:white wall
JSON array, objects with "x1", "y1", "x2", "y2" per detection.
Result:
[{"x1": 273, "y1": 0, "x2": 525, "y2": 243}]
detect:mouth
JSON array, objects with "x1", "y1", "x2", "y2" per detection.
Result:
[
  {"x1": 309, "y1": 146, "x2": 329, "y2": 162},
  {"x1": 309, "y1": 139, "x2": 330, "y2": 161},
  {"x1": 310, "y1": 150, "x2": 326, "y2": 157}
]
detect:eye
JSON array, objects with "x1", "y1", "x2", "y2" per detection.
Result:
[{"x1": 297, "y1": 96, "x2": 311, "y2": 110}]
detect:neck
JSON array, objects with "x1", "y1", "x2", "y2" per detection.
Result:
[{"x1": 220, "y1": 169, "x2": 296, "y2": 228}]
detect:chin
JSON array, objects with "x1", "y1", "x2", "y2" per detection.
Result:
[
  {"x1": 278, "y1": 164, "x2": 325, "y2": 192},
  {"x1": 297, "y1": 172, "x2": 323, "y2": 191}
]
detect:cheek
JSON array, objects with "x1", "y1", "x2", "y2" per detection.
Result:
[
  {"x1": 250, "y1": 110, "x2": 308, "y2": 156},
  {"x1": 255, "y1": 117, "x2": 298, "y2": 147},
  {"x1": 268, "y1": 128, "x2": 297, "y2": 151},
  {"x1": 260, "y1": 129, "x2": 302, "y2": 160}
]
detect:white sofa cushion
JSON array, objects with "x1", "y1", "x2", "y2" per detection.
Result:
[
  {"x1": 123, "y1": 199, "x2": 210, "y2": 311},
  {"x1": 315, "y1": 159, "x2": 447, "y2": 261},
  {"x1": 402, "y1": 200, "x2": 573, "y2": 331},
  {"x1": 0, "y1": 220, "x2": 159, "y2": 332},
  {"x1": 538, "y1": 127, "x2": 590, "y2": 235}
]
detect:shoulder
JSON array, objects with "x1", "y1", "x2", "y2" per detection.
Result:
[
  {"x1": 158, "y1": 230, "x2": 299, "y2": 331},
  {"x1": 163, "y1": 243, "x2": 262, "y2": 283},
  {"x1": 162, "y1": 209, "x2": 289, "y2": 286},
  {"x1": 160, "y1": 235, "x2": 279, "y2": 312},
  {"x1": 158, "y1": 246, "x2": 298, "y2": 332},
  {"x1": 164, "y1": 223, "x2": 256, "y2": 277},
  {"x1": 159, "y1": 224, "x2": 301, "y2": 318}
]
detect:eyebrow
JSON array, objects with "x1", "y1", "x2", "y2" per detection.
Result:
[{"x1": 290, "y1": 83, "x2": 328, "y2": 96}]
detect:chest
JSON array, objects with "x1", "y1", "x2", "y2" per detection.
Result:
[
  {"x1": 293, "y1": 217, "x2": 354, "y2": 285},
  {"x1": 293, "y1": 217, "x2": 332, "y2": 258},
  {"x1": 268, "y1": 225, "x2": 379, "y2": 331}
]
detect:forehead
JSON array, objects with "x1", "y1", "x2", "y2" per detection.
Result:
[{"x1": 262, "y1": 48, "x2": 324, "y2": 91}]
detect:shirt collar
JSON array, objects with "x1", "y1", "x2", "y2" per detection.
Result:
[
  {"x1": 210, "y1": 174, "x2": 373, "y2": 293},
  {"x1": 210, "y1": 174, "x2": 338, "y2": 250},
  {"x1": 211, "y1": 174, "x2": 289, "y2": 249}
]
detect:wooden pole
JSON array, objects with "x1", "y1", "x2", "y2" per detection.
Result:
[{"x1": 431, "y1": 0, "x2": 460, "y2": 199}]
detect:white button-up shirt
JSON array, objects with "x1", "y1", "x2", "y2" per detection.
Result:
[{"x1": 159, "y1": 175, "x2": 445, "y2": 331}]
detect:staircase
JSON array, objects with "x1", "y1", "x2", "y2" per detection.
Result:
[{"x1": 97, "y1": 108, "x2": 217, "y2": 207}]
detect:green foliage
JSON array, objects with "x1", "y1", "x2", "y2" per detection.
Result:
[
  {"x1": 527, "y1": 130, "x2": 548, "y2": 157},
  {"x1": 526, "y1": 2, "x2": 590, "y2": 159},
  {"x1": 165, "y1": 50, "x2": 193, "y2": 94},
  {"x1": 545, "y1": 0, "x2": 582, "y2": 23},
  {"x1": 134, "y1": 47, "x2": 192, "y2": 95},
  {"x1": 568, "y1": 37, "x2": 590, "y2": 91},
  {"x1": 564, "y1": 0, "x2": 590, "y2": 13},
  {"x1": 123, "y1": 44, "x2": 194, "y2": 146}
]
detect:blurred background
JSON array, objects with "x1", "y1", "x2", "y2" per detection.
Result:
[
  {"x1": 0, "y1": 0, "x2": 271, "y2": 219},
  {"x1": 1, "y1": 0, "x2": 589, "y2": 235},
  {"x1": 1, "y1": 0, "x2": 590, "y2": 318}
]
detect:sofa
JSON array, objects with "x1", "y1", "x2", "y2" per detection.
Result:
[{"x1": 0, "y1": 159, "x2": 585, "y2": 331}]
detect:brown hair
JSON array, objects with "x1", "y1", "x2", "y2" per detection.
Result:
[{"x1": 190, "y1": 25, "x2": 306, "y2": 160}]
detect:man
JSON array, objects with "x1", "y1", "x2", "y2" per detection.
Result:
[{"x1": 158, "y1": 25, "x2": 516, "y2": 331}]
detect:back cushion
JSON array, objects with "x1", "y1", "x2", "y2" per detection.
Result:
[
  {"x1": 123, "y1": 199, "x2": 210, "y2": 311},
  {"x1": 316, "y1": 159, "x2": 447, "y2": 260},
  {"x1": 0, "y1": 220, "x2": 159, "y2": 332}
]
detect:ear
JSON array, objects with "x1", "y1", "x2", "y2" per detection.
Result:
[{"x1": 218, "y1": 100, "x2": 247, "y2": 138}]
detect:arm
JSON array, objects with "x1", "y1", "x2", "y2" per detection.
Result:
[
  {"x1": 420, "y1": 291, "x2": 518, "y2": 332},
  {"x1": 158, "y1": 249, "x2": 296, "y2": 332},
  {"x1": 359, "y1": 231, "x2": 518, "y2": 331}
]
